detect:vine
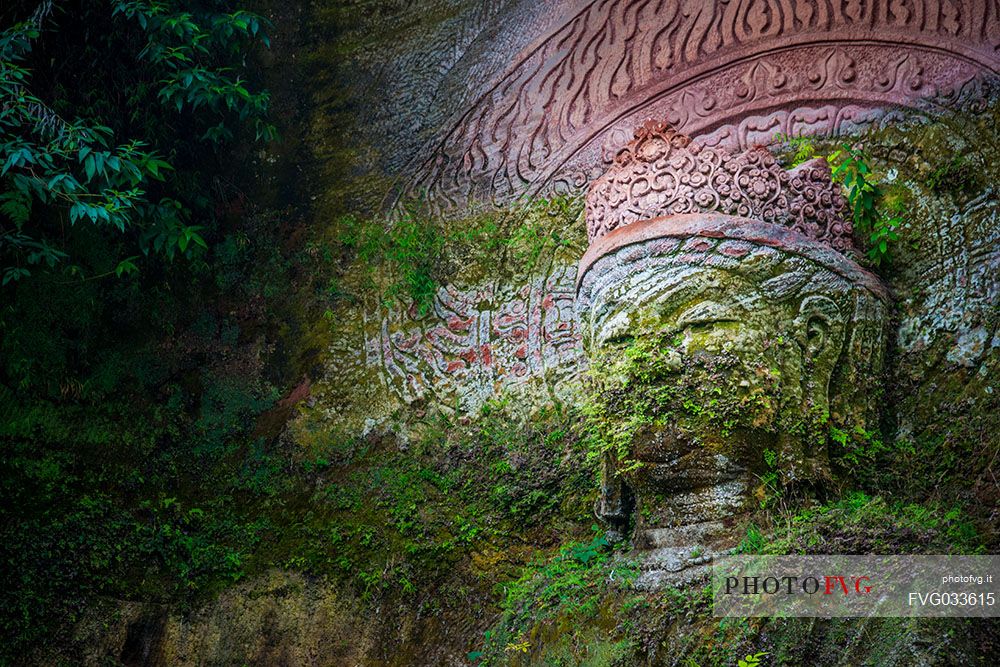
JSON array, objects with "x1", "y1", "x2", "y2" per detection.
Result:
[{"x1": 777, "y1": 134, "x2": 904, "y2": 266}]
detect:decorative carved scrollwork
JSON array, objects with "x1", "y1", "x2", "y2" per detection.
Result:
[
  {"x1": 586, "y1": 122, "x2": 853, "y2": 253},
  {"x1": 394, "y1": 0, "x2": 1000, "y2": 214}
]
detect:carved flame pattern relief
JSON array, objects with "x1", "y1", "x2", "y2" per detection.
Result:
[{"x1": 397, "y1": 0, "x2": 1000, "y2": 212}]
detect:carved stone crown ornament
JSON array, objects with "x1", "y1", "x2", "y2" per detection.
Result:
[
  {"x1": 576, "y1": 123, "x2": 893, "y2": 586},
  {"x1": 576, "y1": 122, "x2": 890, "y2": 305},
  {"x1": 585, "y1": 121, "x2": 853, "y2": 252}
]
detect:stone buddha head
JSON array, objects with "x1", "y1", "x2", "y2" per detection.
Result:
[{"x1": 576, "y1": 123, "x2": 890, "y2": 583}]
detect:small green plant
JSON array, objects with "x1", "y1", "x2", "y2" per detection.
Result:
[
  {"x1": 758, "y1": 448, "x2": 781, "y2": 509},
  {"x1": 831, "y1": 424, "x2": 889, "y2": 468},
  {"x1": 827, "y1": 143, "x2": 902, "y2": 266},
  {"x1": 926, "y1": 154, "x2": 976, "y2": 194},
  {"x1": 736, "y1": 524, "x2": 766, "y2": 554},
  {"x1": 775, "y1": 134, "x2": 903, "y2": 266},
  {"x1": 568, "y1": 526, "x2": 610, "y2": 564},
  {"x1": 505, "y1": 639, "x2": 530, "y2": 654},
  {"x1": 775, "y1": 132, "x2": 818, "y2": 166},
  {"x1": 738, "y1": 651, "x2": 768, "y2": 667}
]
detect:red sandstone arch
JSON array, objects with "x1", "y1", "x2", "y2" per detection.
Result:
[{"x1": 393, "y1": 0, "x2": 1000, "y2": 213}]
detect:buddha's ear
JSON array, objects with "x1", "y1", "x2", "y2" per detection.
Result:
[{"x1": 794, "y1": 295, "x2": 845, "y2": 410}]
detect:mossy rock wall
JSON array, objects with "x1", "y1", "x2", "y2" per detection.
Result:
[{"x1": 42, "y1": 3, "x2": 1000, "y2": 666}]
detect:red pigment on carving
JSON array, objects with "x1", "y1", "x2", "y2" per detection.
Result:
[
  {"x1": 447, "y1": 315, "x2": 474, "y2": 331},
  {"x1": 721, "y1": 245, "x2": 751, "y2": 258}
]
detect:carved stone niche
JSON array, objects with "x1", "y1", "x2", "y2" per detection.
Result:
[{"x1": 575, "y1": 125, "x2": 890, "y2": 588}]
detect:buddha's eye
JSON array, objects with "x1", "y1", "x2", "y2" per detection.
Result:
[
  {"x1": 681, "y1": 318, "x2": 738, "y2": 336},
  {"x1": 675, "y1": 301, "x2": 739, "y2": 331},
  {"x1": 603, "y1": 333, "x2": 635, "y2": 347}
]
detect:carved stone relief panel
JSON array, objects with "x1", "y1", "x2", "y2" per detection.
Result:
[
  {"x1": 391, "y1": 0, "x2": 999, "y2": 213},
  {"x1": 363, "y1": 265, "x2": 582, "y2": 411},
  {"x1": 575, "y1": 129, "x2": 890, "y2": 584}
]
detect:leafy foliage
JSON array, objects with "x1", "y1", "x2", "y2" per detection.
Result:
[
  {"x1": 775, "y1": 133, "x2": 904, "y2": 266},
  {"x1": 473, "y1": 526, "x2": 636, "y2": 665},
  {"x1": 271, "y1": 397, "x2": 597, "y2": 597},
  {"x1": 337, "y1": 211, "x2": 447, "y2": 316},
  {"x1": 738, "y1": 652, "x2": 769, "y2": 667},
  {"x1": 0, "y1": 368, "x2": 275, "y2": 659},
  {"x1": 0, "y1": 2, "x2": 282, "y2": 660},
  {"x1": 0, "y1": 1, "x2": 273, "y2": 283},
  {"x1": 827, "y1": 143, "x2": 903, "y2": 266},
  {"x1": 740, "y1": 491, "x2": 984, "y2": 556},
  {"x1": 335, "y1": 196, "x2": 583, "y2": 316}
]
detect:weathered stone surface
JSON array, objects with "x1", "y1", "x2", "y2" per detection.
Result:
[
  {"x1": 586, "y1": 121, "x2": 853, "y2": 252},
  {"x1": 576, "y1": 130, "x2": 891, "y2": 582},
  {"x1": 895, "y1": 189, "x2": 1000, "y2": 364},
  {"x1": 67, "y1": 570, "x2": 482, "y2": 666},
  {"x1": 579, "y1": 219, "x2": 890, "y2": 573},
  {"x1": 363, "y1": 266, "x2": 581, "y2": 410},
  {"x1": 386, "y1": 0, "x2": 1000, "y2": 213}
]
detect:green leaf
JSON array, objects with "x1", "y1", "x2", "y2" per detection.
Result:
[
  {"x1": 2, "y1": 267, "x2": 30, "y2": 285},
  {"x1": 115, "y1": 256, "x2": 139, "y2": 277},
  {"x1": 0, "y1": 190, "x2": 31, "y2": 225}
]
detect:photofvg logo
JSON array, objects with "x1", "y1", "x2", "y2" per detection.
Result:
[
  {"x1": 712, "y1": 555, "x2": 999, "y2": 617},
  {"x1": 724, "y1": 572, "x2": 872, "y2": 596}
]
